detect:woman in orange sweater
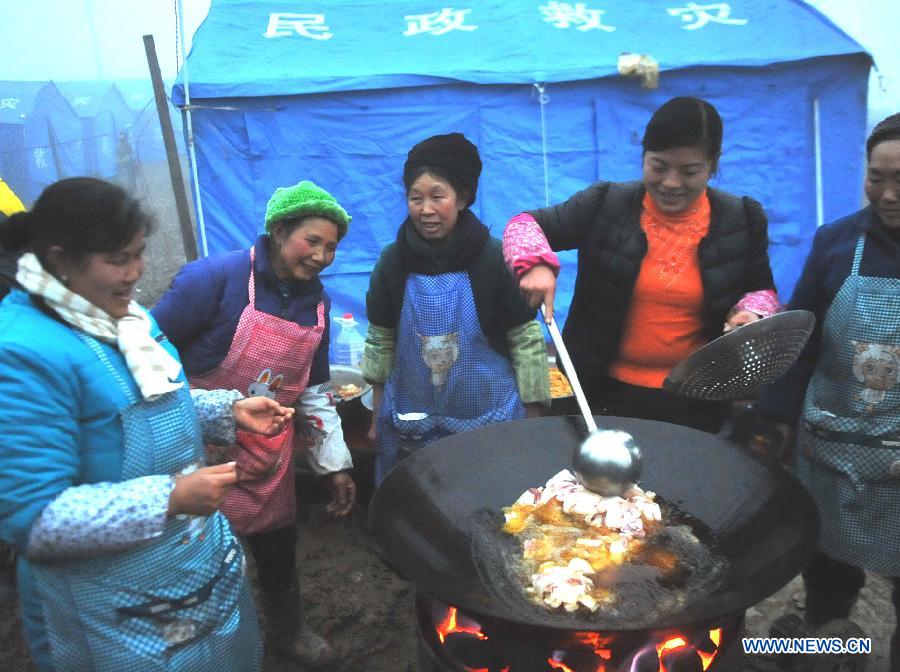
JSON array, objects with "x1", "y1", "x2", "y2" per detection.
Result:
[{"x1": 502, "y1": 97, "x2": 779, "y2": 432}]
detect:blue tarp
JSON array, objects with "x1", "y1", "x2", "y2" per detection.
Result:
[
  {"x1": 57, "y1": 82, "x2": 134, "y2": 178},
  {"x1": 0, "y1": 81, "x2": 85, "y2": 204},
  {"x1": 175, "y1": 0, "x2": 871, "y2": 330}
]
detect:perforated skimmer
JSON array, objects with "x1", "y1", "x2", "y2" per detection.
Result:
[{"x1": 663, "y1": 310, "x2": 816, "y2": 401}]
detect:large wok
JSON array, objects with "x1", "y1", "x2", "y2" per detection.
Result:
[{"x1": 370, "y1": 416, "x2": 819, "y2": 632}]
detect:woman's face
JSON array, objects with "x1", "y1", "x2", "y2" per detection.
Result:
[
  {"x1": 642, "y1": 145, "x2": 713, "y2": 214},
  {"x1": 271, "y1": 216, "x2": 339, "y2": 282},
  {"x1": 56, "y1": 231, "x2": 146, "y2": 319},
  {"x1": 407, "y1": 172, "x2": 466, "y2": 241},
  {"x1": 865, "y1": 138, "x2": 900, "y2": 230}
]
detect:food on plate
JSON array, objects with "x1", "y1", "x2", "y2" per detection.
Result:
[
  {"x1": 502, "y1": 469, "x2": 672, "y2": 613},
  {"x1": 548, "y1": 366, "x2": 573, "y2": 398},
  {"x1": 338, "y1": 383, "x2": 361, "y2": 399}
]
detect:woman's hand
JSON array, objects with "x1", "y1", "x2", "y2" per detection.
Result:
[
  {"x1": 233, "y1": 396, "x2": 295, "y2": 436},
  {"x1": 518, "y1": 265, "x2": 557, "y2": 323},
  {"x1": 168, "y1": 462, "x2": 238, "y2": 517},
  {"x1": 750, "y1": 420, "x2": 796, "y2": 465},
  {"x1": 723, "y1": 309, "x2": 761, "y2": 334},
  {"x1": 326, "y1": 471, "x2": 356, "y2": 517}
]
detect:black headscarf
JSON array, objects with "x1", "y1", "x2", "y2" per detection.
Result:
[{"x1": 403, "y1": 133, "x2": 482, "y2": 207}]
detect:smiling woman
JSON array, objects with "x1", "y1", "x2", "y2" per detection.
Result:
[
  {"x1": 361, "y1": 132, "x2": 552, "y2": 486},
  {"x1": 151, "y1": 178, "x2": 357, "y2": 667},
  {"x1": 502, "y1": 96, "x2": 780, "y2": 434},
  {"x1": 756, "y1": 112, "x2": 900, "y2": 669},
  {"x1": 0, "y1": 177, "x2": 303, "y2": 671},
  {"x1": 11, "y1": 178, "x2": 155, "y2": 316}
]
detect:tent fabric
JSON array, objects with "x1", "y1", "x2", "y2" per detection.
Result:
[
  {"x1": 115, "y1": 79, "x2": 186, "y2": 162},
  {"x1": 174, "y1": 0, "x2": 871, "y2": 333},
  {"x1": 57, "y1": 82, "x2": 134, "y2": 178},
  {"x1": 175, "y1": 0, "x2": 864, "y2": 100},
  {"x1": 0, "y1": 81, "x2": 85, "y2": 204}
]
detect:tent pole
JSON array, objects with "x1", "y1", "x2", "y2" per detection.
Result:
[
  {"x1": 176, "y1": 0, "x2": 209, "y2": 257},
  {"x1": 533, "y1": 83, "x2": 551, "y2": 207},
  {"x1": 813, "y1": 97, "x2": 824, "y2": 228},
  {"x1": 143, "y1": 34, "x2": 198, "y2": 262}
]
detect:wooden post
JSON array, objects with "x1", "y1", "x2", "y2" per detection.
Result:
[{"x1": 143, "y1": 34, "x2": 198, "y2": 262}]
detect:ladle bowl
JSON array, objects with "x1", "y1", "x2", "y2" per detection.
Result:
[
  {"x1": 573, "y1": 428, "x2": 643, "y2": 496},
  {"x1": 541, "y1": 307, "x2": 642, "y2": 497}
]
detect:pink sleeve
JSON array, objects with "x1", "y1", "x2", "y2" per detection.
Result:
[
  {"x1": 502, "y1": 213, "x2": 561, "y2": 278},
  {"x1": 735, "y1": 289, "x2": 781, "y2": 318}
]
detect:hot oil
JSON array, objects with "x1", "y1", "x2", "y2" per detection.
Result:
[
  {"x1": 469, "y1": 498, "x2": 727, "y2": 630},
  {"x1": 585, "y1": 500, "x2": 728, "y2": 624}
]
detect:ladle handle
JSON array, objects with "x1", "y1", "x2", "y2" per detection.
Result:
[{"x1": 541, "y1": 306, "x2": 598, "y2": 433}]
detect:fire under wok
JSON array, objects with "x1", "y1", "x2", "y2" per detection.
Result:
[{"x1": 369, "y1": 415, "x2": 819, "y2": 632}]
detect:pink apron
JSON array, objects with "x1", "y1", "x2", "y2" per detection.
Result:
[{"x1": 190, "y1": 246, "x2": 325, "y2": 534}]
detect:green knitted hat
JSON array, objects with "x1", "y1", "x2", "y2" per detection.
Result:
[{"x1": 264, "y1": 180, "x2": 351, "y2": 239}]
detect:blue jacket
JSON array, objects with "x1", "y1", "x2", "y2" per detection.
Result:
[
  {"x1": 152, "y1": 234, "x2": 331, "y2": 386},
  {"x1": 758, "y1": 206, "x2": 900, "y2": 421},
  {"x1": 0, "y1": 291, "x2": 189, "y2": 669}
]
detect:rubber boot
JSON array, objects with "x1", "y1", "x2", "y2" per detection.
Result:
[
  {"x1": 803, "y1": 588, "x2": 857, "y2": 628},
  {"x1": 260, "y1": 585, "x2": 335, "y2": 668},
  {"x1": 890, "y1": 631, "x2": 898, "y2": 672}
]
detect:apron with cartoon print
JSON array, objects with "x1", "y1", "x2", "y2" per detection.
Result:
[
  {"x1": 796, "y1": 231, "x2": 900, "y2": 575},
  {"x1": 375, "y1": 272, "x2": 524, "y2": 484},
  {"x1": 189, "y1": 247, "x2": 325, "y2": 534},
  {"x1": 30, "y1": 333, "x2": 261, "y2": 672}
]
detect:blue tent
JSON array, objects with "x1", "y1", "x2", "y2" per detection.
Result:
[
  {"x1": 174, "y1": 0, "x2": 871, "y2": 330},
  {"x1": 0, "y1": 81, "x2": 85, "y2": 204},
  {"x1": 113, "y1": 79, "x2": 186, "y2": 164},
  {"x1": 57, "y1": 82, "x2": 134, "y2": 178}
]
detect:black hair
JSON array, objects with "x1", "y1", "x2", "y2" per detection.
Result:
[
  {"x1": 866, "y1": 112, "x2": 900, "y2": 160},
  {"x1": 642, "y1": 96, "x2": 724, "y2": 173},
  {"x1": 0, "y1": 177, "x2": 154, "y2": 266},
  {"x1": 402, "y1": 164, "x2": 471, "y2": 206}
]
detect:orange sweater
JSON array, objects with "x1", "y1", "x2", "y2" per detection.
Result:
[{"x1": 608, "y1": 191, "x2": 711, "y2": 388}]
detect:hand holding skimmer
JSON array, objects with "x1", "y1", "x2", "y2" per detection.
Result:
[{"x1": 663, "y1": 310, "x2": 815, "y2": 401}]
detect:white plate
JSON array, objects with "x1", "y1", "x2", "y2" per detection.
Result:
[
  {"x1": 361, "y1": 388, "x2": 374, "y2": 411},
  {"x1": 329, "y1": 365, "x2": 371, "y2": 403}
]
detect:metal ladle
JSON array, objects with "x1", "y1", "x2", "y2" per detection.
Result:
[{"x1": 542, "y1": 307, "x2": 642, "y2": 497}]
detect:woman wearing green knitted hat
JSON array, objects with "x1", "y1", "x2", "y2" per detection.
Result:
[{"x1": 152, "y1": 179, "x2": 355, "y2": 667}]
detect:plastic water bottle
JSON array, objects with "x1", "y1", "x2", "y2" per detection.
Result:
[{"x1": 332, "y1": 313, "x2": 365, "y2": 367}]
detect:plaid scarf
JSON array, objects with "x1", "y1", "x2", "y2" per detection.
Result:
[{"x1": 16, "y1": 253, "x2": 183, "y2": 400}]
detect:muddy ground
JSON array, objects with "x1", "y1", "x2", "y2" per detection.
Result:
[{"x1": 1, "y1": 447, "x2": 895, "y2": 672}]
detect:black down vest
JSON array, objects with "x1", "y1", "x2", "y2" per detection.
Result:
[{"x1": 529, "y1": 180, "x2": 775, "y2": 395}]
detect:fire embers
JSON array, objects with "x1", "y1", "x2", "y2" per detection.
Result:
[{"x1": 426, "y1": 597, "x2": 731, "y2": 671}]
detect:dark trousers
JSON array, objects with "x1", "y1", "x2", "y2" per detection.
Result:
[
  {"x1": 244, "y1": 524, "x2": 298, "y2": 594},
  {"x1": 803, "y1": 551, "x2": 900, "y2": 628},
  {"x1": 589, "y1": 377, "x2": 730, "y2": 434}
]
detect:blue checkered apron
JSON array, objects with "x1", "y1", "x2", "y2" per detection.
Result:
[
  {"x1": 795, "y1": 231, "x2": 900, "y2": 575},
  {"x1": 375, "y1": 272, "x2": 525, "y2": 484},
  {"x1": 31, "y1": 334, "x2": 262, "y2": 671}
]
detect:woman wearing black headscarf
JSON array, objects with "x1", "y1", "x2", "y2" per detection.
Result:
[
  {"x1": 503, "y1": 96, "x2": 779, "y2": 433},
  {"x1": 362, "y1": 133, "x2": 551, "y2": 484}
]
